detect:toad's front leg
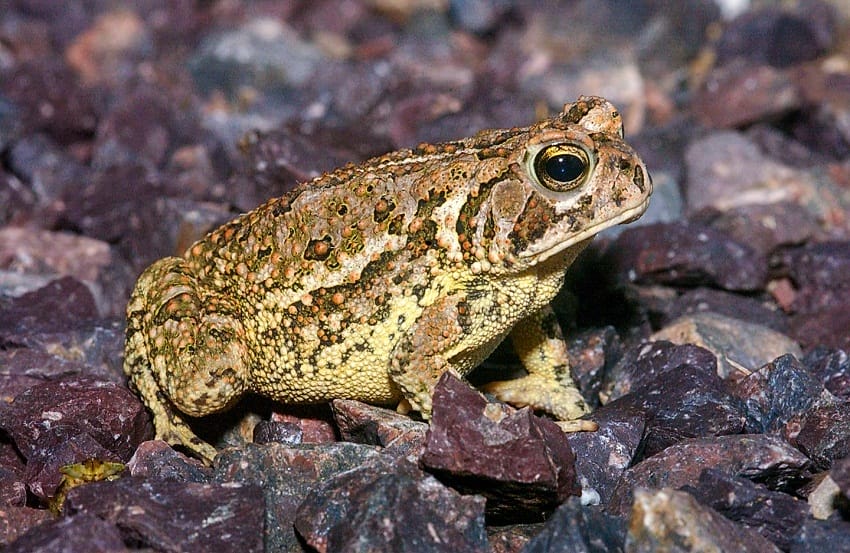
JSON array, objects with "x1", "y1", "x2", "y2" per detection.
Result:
[
  {"x1": 124, "y1": 257, "x2": 250, "y2": 463},
  {"x1": 482, "y1": 305, "x2": 597, "y2": 432}
]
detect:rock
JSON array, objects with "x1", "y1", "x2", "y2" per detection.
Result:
[
  {"x1": 602, "y1": 341, "x2": 718, "y2": 402},
  {"x1": 808, "y1": 471, "x2": 842, "y2": 520},
  {"x1": 0, "y1": 168, "x2": 36, "y2": 226},
  {"x1": 63, "y1": 477, "x2": 264, "y2": 552},
  {"x1": 0, "y1": 376, "x2": 152, "y2": 500},
  {"x1": 564, "y1": 407, "x2": 644, "y2": 505},
  {"x1": 521, "y1": 497, "x2": 625, "y2": 553},
  {"x1": 126, "y1": 440, "x2": 212, "y2": 483},
  {"x1": 789, "y1": 517, "x2": 850, "y2": 553},
  {"x1": 448, "y1": 0, "x2": 513, "y2": 34},
  {"x1": 419, "y1": 373, "x2": 579, "y2": 521},
  {"x1": 0, "y1": 59, "x2": 101, "y2": 144},
  {"x1": 294, "y1": 457, "x2": 489, "y2": 553},
  {"x1": 626, "y1": 488, "x2": 781, "y2": 553},
  {"x1": 64, "y1": 9, "x2": 152, "y2": 86},
  {"x1": 4, "y1": 512, "x2": 126, "y2": 553},
  {"x1": 651, "y1": 312, "x2": 803, "y2": 378},
  {"x1": 603, "y1": 360, "x2": 746, "y2": 459},
  {"x1": 682, "y1": 469, "x2": 809, "y2": 550},
  {"x1": 805, "y1": 348, "x2": 850, "y2": 400},
  {"x1": 189, "y1": 17, "x2": 328, "y2": 98},
  {"x1": 780, "y1": 241, "x2": 850, "y2": 314},
  {"x1": 657, "y1": 287, "x2": 789, "y2": 333},
  {"x1": 607, "y1": 221, "x2": 767, "y2": 292},
  {"x1": 696, "y1": 202, "x2": 821, "y2": 258},
  {"x1": 693, "y1": 62, "x2": 800, "y2": 128},
  {"x1": 332, "y1": 399, "x2": 428, "y2": 456},
  {"x1": 730, "y1": 354, "x2": 827, "y2": 434},
  {"x1": 608, "y1": 434, "x2": 811, "y2": 516},
  {"x1": 788, "y1": 401, "x2": 850, "y2": 470},
  {"x1": 213, "y1": 442, "x2": 381, "y2": 552},
  {"x1": 487, "y1": 524, "x2": 541, "y2": 553},
  {"x1": 565, "y1": 326, "x2": 621, "y2": 411},
  {"x1": 0, "y1": 506, "x2": 53, "y2": 548},
  {"x1": 5, "y1": 133, "x2": 88, "y2": 205},
  {"x1": 714, "y1": 2, "x2": 836, "y2": 68},
  {"x1": 251, "y1": 420, "x2": 304, "y2": 446},
  {"x1": 683, "y1": 131, "x2": 816, "y2": 214},
  {"x1": 0, "y1": 276, "x2": 99, "y2": 339}
]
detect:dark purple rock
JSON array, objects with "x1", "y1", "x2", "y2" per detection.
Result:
[
  {"x1": 0, "y1": 348, "x2": 89, "y2": 405},
  {"x1": 790, "y1": 307, "x2": 850, "y2": 353},
  {"x1": 606, "y1": 221, "x2": 767, "y2": 291},
  {"x1": 332, "y1": 399, "x2": 428, "y2": 456},
  {"x1": 729, "y1": 354, "x2": 826, "y2": 434},
  {"x1": 608, "y1": 434, "x2": 811, "y2": 516},
  {"x1": 5, "y1": 512, "x2": 126, "y2": 553},
  {"x1": 0, "y1": 168, "x2": 36, "y2": 226},
  {"x1": 693, "y1": 62, "x2": 800, "y2": 128},
  {"x1": 779, "y1": 241, "x2": 850, "y2": 314},
  {"x1": 0, "y1": 277, "x2": 99, "y2": 341},
  {"x1": 521, "y1": 497, "x2": 625, "y2": 553},
  {"x1": 567, "y1": 326, "x2": 622, "y2": 410},
  {"x1": 789, "y1": 401, "x2": 850, "y2": 470},
  {"x1": 605, "y1": 362, "x2": 746, "y2": 459},
  {"x1": 0, "y1": 59, "x2": 101, "y2": 144},
  {"x1": 0, "y1": 506, "x2": 54, "y2": 549},
  {"x1": 627, "y1": 488, "x2": 782, "y2": 553},
  {"x1": 63, "y1": 476, "x2": 264, "y2": 553},
  {"x1": 294, "y1": 457, "x2": 488, "y2": 553},
  {"x1": 696, "y1": 202, "x2": 821, "y2": 258},
  {"x1": 790, "y1": 517, "x2": 850, "y2": 553},
  {"x1": 227, "y1": 126, "x2": 375, "y2": 212},
  {"x1": 213, "y1": 442, "x2": 381, "y2": 552},
  {"x1": 565, "y1": 406, "x2": 645, "y2": 505},
  {"x1": 0, "y1": 376, "x2": 153, "y2": 499},
  {"x1": 5, "y1": 133, "x2": 88, "y2": 206},
  {"x1": 714, "y1": 2, "x2": 836, "y2": 68},
  {"x1": 252, "y1": 419, "x2": 303, "y2": 445},
  {"x1": 420, "y1": 373, "x2": 579, "y2": 521},
  {"x1": 804, "y1": 348, "x2": 850, "y2": 399},
  {"x1": 126, "y1": 440, "x2": 212, "y2": 483},
  {"x1": 0, "y1": 466, "x2": 26, "y2": 507},
  {"x1": 602, "y1": 341, "x2": 717, "y2": 402},
  {"x1": 658, "y1": 287, "x2": 789, "y2": 333},
  {"x1": 92, "y1": 84, "x2": 203, "y2": 170},
  {"x1": 682, "y1": 469, "x2": 809, "y2": 550}
]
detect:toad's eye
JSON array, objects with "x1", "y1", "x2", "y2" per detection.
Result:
[{"x1": 533, "y1": 144, "x2": 591, "y2": 192}]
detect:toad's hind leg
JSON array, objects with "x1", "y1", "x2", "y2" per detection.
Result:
[
  {"x1": 482, "y1": 305, "x2": 597, "y2": 432},
  {"x1": 124, "y1": 257, "x2": 250, "y2": 463}
]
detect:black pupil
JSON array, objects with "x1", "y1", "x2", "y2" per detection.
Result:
[{"x1": 545, "y1": 153, "x2": 585, "y2": 183}]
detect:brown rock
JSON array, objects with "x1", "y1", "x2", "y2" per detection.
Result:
[
  {"x1": 420, "y1": 373, "x2": 580, "y2": 521},
  {"x1": 626, "y1": 488, "x2": 781, "y2": 553},
  {"x1": 332, "y1": 398, "x2": 428, "y2": 456},
  {"x1": 294, "y1": 457, "x2": 489, "y2": 553},
  {"x1": 651, "y1": 312, "x2": 802, "y2": 378}
]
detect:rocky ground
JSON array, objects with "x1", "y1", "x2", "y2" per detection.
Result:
[{"x1": 2, "y1": 0, "x2": 850, "y2": 551}]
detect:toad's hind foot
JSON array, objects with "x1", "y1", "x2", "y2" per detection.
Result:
[{"x1": 482, "y1": 374, "x2": 597, "y2": 431}]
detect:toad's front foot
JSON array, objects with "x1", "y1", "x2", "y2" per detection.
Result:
[{"x1": 482, "y1": 374, "x2": 598, "y2": 432}]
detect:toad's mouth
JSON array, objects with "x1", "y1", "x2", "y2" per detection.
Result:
[{"x1": 519, "y1": 197, "x2": 651, "y2": 263}]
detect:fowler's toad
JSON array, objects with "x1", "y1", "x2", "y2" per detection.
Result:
[{"x1": 124, "y1": 96, "x2": 652, "y2": 462}]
